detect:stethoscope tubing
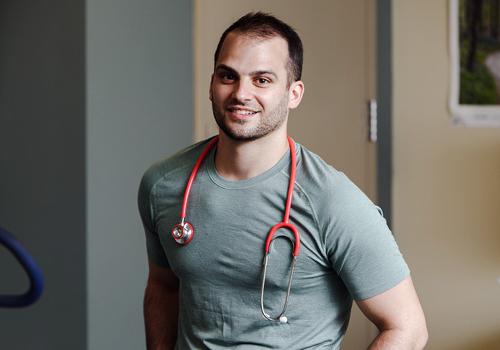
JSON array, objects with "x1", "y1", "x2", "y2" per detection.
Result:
[
  {"x1": 0, "y1": 226, "x2": 44, "y2": 308},
  {"x1": 282, "y1": 136, "x2": 296, "y2": 225},
  {"x1": 180, "y1": 136, "x2": 219, "y2": 220},
  {"x1": 173, "y1": 135, "x2": 301, "y2": 323}
]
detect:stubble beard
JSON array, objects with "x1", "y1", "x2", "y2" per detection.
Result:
[{"x1": 212, "y1": 93, "x2": 289, "y2": 142}]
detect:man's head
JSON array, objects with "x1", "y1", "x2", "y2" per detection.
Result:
[
  {"x1": 214, "y1": 12, "x2": 303, "y2": 86},
  {"x1": 210, "y1": 12, "x2": 305, "y2": 141}
]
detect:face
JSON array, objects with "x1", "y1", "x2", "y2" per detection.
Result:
[{"x1": 210, "y1": 32, "x2": 303, "y2": 141}]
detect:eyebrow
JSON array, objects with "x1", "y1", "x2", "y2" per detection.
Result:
[{"x1": 215, "y1": 64, "x2": 278, "y2": 79}]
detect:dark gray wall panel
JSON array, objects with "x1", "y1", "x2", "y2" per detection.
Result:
[
  {"x1": 86, "y1": 0, "x2": 193, "y2": 349},
  {"x1": 377, "y1": 0, "x2": 393, "y2": 229},
  {"x1": 1, "y1": 0, "x2": 193, "y2": 349},
  {"x1": 0, "y1": 0, "x2": 86, "y2": 349}
]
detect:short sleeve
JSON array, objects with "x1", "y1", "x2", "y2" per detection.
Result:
[
  {"x1": 324, "y1": 173, "x2": 410, "y2": 301},
  {"x1": 143, "y1": 225, "x2": 170, "y2": 267},
  {"x1": 138, "y1": 172, "x2": 170, "y2": 268}
]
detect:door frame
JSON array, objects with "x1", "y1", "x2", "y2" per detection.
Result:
[{"x1": 377, "y1": 0, "x2": 393, "y2": 229}]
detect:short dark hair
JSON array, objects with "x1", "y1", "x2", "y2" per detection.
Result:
[{"x1": 214, "y1": 12, "x2": 303, "y2": 85}]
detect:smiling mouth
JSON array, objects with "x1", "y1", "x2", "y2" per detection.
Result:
[{"x1": 226, "y1": 107, "x2": 259, "y2": 117}]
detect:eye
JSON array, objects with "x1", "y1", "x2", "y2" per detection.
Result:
[
  {"x1": 255, "y1": 77, "x2": 271, "y2": 86},
  {"x1": 219, "y1": 72, "x2": 236, "y2": 83}
]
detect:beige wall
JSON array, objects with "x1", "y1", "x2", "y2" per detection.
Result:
[
  {"x1": 193, "y1": 0, "x2": 377, "y2": 198},
  {"x1": 393, "y1": 1, "x2": 500, "y2": 349}
]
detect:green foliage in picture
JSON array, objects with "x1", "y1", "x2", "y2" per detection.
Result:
[
  {"x1": 460, "y1": 48, "x2": 497, "y2": 104},
  {"x1": 459, "y1": 0, "x2": 500, "y2": 105}
]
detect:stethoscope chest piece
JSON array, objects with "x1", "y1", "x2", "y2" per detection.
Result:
[{"x1": 172, "y1": 221, "x2": 195, "y2": 245}]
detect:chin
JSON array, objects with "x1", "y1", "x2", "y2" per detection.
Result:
[
  {"x1": 221, "y1": 129, "x2": 260, "y2": 142},
  {"x1": 218, "y1": 125, "x2": 261, "y2": 141},
  {"x1": 214, "y1": 118, "x2": 251, "y2": 140}
]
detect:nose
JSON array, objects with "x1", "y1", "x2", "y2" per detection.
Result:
[{"x1": 232, "y1": 78, "x2": 253, "y2": 102}]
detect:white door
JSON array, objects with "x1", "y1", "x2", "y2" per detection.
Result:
[{"x1": 194, "y1": 1, "x2": 377, "y2": 348}]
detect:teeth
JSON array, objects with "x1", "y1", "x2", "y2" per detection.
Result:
[{"x1": 232, "y1": 109, "x2": 256, "y2": 115}]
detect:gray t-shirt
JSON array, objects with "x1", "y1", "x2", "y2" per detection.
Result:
[{"x1": 138, "y1": 138, "x2": 410, "y2": 349}]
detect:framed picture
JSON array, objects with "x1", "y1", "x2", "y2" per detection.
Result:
[{"x1": 450, "y1": 0, "x2": 500, "y2": 127}]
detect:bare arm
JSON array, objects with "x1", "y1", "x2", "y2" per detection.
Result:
[
  {"x1": 356, "y1": 276, "x2": 428, "y2": 350},
  {"x1": 144, "y1": 260, "x2": 179, "y2": 350}
]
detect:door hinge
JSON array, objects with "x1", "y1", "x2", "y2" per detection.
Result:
[{"x1": 368, "y1": 99, "x2": 377, "y2": 143}]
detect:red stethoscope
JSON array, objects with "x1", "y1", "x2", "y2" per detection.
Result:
[{"x1": 171, "y1": 135, "x2": 300, "y2": 323}]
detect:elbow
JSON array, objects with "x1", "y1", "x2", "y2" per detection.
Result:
[
  {"x1": 405, "y1": 318, "x2": 428, "y2": 350},
  {"x1": 392, "y1": 320, "x2": 428, "y2": 349},
  {"x1": 414, "y1": 325, "x2": 428, "y2": 350},
  {"x1": 407, "y1": 304, "x2": 428, "y2": 349}
]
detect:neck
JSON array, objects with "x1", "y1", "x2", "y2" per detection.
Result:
[{"x1": 214, "y1": 130, "x2": 289, "y2": 181}]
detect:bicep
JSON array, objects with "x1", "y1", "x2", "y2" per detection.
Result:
[
  {"x1": 355, "y1": 276, "x2": 426, "y2": 332},
  {"x1": 147, "y1": 259, "x2": 179, "y2": 291}
]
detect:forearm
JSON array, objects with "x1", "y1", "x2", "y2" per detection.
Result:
[
  {"x1": 144, "y1": 281, "x2": 179, "y2": 350},
  {"x1": 368, "y1": 328, "x2": 427, "y2": 350}
]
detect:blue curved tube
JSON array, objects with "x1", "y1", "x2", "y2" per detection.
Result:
[{"x1": 0, "y1": 226, "x2": 44, "y2": 307}]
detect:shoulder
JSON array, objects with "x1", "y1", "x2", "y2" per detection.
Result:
[
  {"x1": 296, "y1": 143, "x2": 368, "y2": 205},
  {"x1": 139, "y1": 138, "x2": 212, "y2": 193},
  {"x1": 138, "y1": 138, "x2": 214, "y2": 208},
  {"x1": 295, "y1": 143, "x2": 382, "y2": 229}
]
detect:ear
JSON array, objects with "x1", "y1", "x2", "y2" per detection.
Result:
[
  {"x1": 209, "y1": 74, "x2": 214, "y2": 101},
  {"x1": 288, "y1": 80, "x2": 305, "y2": 109}
]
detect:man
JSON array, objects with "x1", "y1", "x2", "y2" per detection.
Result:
[{"x1": 138, "y1": 12, "x2": 427, "y2": 350}]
